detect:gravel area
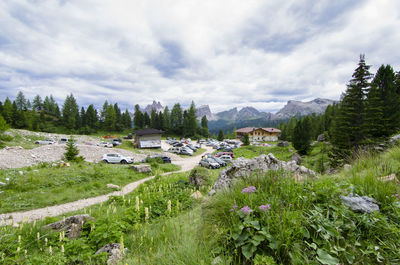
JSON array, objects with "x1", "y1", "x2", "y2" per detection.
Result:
[{"x1": 0, "y1": 146, "x2": 213, "y2": 225}]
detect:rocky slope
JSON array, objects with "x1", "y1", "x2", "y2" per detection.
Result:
[
  {"x1": 196, "y1": 105, "x2": 216, "y2": 121},
  {"x1": 272, "y1": 98, "x2": 335, "y2": 120}
]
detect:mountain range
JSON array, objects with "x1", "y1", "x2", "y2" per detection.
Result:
[{"x1": 141, "y1": 98, "x2": 336, "y2": 133}]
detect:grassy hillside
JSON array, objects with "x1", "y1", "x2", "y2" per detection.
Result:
[{"x1": 1, "y1": 145, "x2": 399, "y2": 264}]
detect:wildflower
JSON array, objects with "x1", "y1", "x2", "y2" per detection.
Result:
[
  {"x1": 145, "y1": 207, "x2": 149, "y2": 222},
  {"x1": 167, "y1": 200, "x2": 172, "y2": 213},
  {"x1": 242, "y1": 186, "x2": 256, "y2": 194},
  {"x1": 259, "y1": 204, "x2": 271, "y2": 211},
  {"x1": 49, "y1": 246, "x2": 52, "y2": 255},
  {"x1": 395, "y1": 193, "x2": 399, "y2": 199},
  {"x1": 61, "y1": 245, "x2": 64, "y2": 253},
  {"x1": 240, "y1": 206, "x2": 253, "y2": 214},
  {"x1": 229, "y1": 205, "x2": 238, "y2": 212},
  {"x1": 135, "y1": 196, "x2": 140, "y2": 212},
  {"x1": 289, "y1": 203, "x2": 293, "y2": 207}
]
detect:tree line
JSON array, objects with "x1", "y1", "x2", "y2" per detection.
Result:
[
  {"x1": 278, "y1": 55, "x2": 400, "y2": 162},
  {"x1": 0, "y1": 93, "x2": 209, "y2": 138},
  {"x1": 133, "y1": 101, "x2": 209, "y2": 138}
]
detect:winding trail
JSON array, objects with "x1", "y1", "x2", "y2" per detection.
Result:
[{"x1": 0, "y1": 146, "x2": 213, "y2": 226}]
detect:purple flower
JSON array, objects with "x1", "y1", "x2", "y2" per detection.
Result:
[
  {"x1": 259, "y1": 204, "x2": 271, "y2": 211},
  {"x1": 395, "y1": 193, "x2": 399, "y2": 198},
  {"x1": 289, "y1": 203, "x2": 293, "y2": 207},
  {"x1": 229, "y1": 205, "x2": 238, "y2": 212},
  {"x1": 242, "y1": 186, "x2": 256, "y2": 194},
  {"x1": 240, "y1": 206, "x2": 253, "y2": 214}
]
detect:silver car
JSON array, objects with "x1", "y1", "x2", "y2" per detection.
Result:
[
  {"x1": 102, "y1": 153, "x2": 134, "y2": 164},
  {"x1": 199, "y1": 158, "x2": 220, "y2": 169}
]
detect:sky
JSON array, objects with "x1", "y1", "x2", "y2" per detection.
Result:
[{"x1": 0, "y1": 0, "x2": 400, "y2": 114}]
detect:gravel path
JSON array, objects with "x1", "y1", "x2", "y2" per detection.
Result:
[{"x1": 0, "y1": 146, "x2": 212, "y2": 226}]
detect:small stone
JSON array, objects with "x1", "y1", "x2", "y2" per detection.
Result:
[
  {"x1": 277, "y1": 141, "x2": 289, "y2": 147},
  {"x1": 290, "y1": 153, "x2": 302, "y2": 165},
  {"x1": 379, "y1": 173, "x2": 399, "y2": 183},
  {"x1": 190, "y1": 191, "x2": 203, "y2": 199},
  {"x1": 43, "y1": 214, "x2": 95, "y2": 239},
  {"x1": 96, "y1": 243, "x2": 125, "y2": 265},
  {"x1": 344, "y1": 164, "x2": 351, "y2": 171},
  {"x1": 317, "y1": 134, "x2": 326, "y2": 142},
  {"x1": 130, "y1": 164, "x2": 152, "y2": 173},
  {"x1": 107, "y1": 184, "x2": 120, "y2": 189}
]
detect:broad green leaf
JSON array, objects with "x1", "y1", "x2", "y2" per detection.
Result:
[{"x1": 316, "y1": 249, "x2": 339, "y2": 265}]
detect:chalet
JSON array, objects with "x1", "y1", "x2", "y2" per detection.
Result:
[
  {"x1": 236, "y1": 127, "x2": 281, "y2": 142},
  {"x1": 132, "y1": 128, "x2": 163, "y2": 149}
]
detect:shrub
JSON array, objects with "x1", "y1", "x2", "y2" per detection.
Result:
[{"x1": 63, "y1": 136, "x2": 81, "y2": 162}]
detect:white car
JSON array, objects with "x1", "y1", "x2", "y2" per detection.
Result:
[
  {"x1": 34, "y1": 139, "x2": 56, "y2": 145},
  {"x1": 102, "y1": 153, "x2": 134, "y2": 164},
  {"x1": 98, "y1": 141, "x2": 113, "y2": 148},
  {"x1": 219, "y1": 155, "x2": 233, "y2": 163},
  {"x1": 168, "y1": 147, "x2": 181, "y2": 154}
]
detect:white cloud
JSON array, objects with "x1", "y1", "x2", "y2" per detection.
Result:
[{"x1": 0, "y1": 0, "x2": 399, "y2": 113}]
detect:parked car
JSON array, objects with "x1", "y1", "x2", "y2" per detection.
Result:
[
  {"x1": 112, "y1": 139, "x2": 122, "y2": 146},
  {"x1": 219, "y1": 155, "x2": 233, "y2": 163},
  {"x1": 102, "y1": 153, "x2": 134, "y2": 164},
  {"x1": 97, "y1": 141, "x2": 113, "y2": 148},
  {"x1": 58, "y1": 138, "x2": 70, "y2": 144},
  {"x1": 199, "y1": 158, "x2": 220, "y2": 169},
  {"x1": 168, "y1": 147, "x2": 181, "y2": 154},
  {"x1": 186, "y1": 144, "x2": 197, "y2": 152},
  {"x1": 215, "y1": 152, "x2": 234, "y2": 158},
  {"x1": 173, "y1": 142, "x2": 184, "y2": 147},
  {"x1": 180, "y1": 147, "x2": 193, "y2": 156},
  {"x1": 34, "y1": 139, "x2": 56, "y2": 145},
  {"x1": 144, "y1": 155, "x2": 172, "y2": 163},
  {"x1": 209, "y1": 156, "x2": 227, "y2": 167}
]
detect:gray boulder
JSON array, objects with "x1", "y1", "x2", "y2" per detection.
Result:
[
  {"x1": 389, "y1": 134, "x2": 400, "y2": 144},
  {"x1": 43, "y1": 214, "x2": 95, "y2": 239},
  {"x1": 209, "y1": 154, "x2": 316, "y2": 193},
  {"x1": 290, "y1": 153, "x2": 302, "y2": 164},
  {"x1": 341, "y1": 195, "x2": 379, "y2": 213},
  {"x1": 130, "y1": 164, "x2": 152, "y2": 173},
  {"x1": 188, "y1": 167, "x2": 210, "y2": 189},
  {"x1": 277, "y1": 141, "x2": 289, "y2": 147},
  {"x1": 317, "y1": 134, "x2": 326, "y2": 142},
  {"x1": 96, "y1": 243, "x2": 125, "y2": 265}
]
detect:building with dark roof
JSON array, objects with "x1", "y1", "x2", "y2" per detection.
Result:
[
  {"x1": 132, "y1": 128, "x2": 163, "y2": 148},
  {"x1": 236, "y1": 127, "x2": 281, "y2": 142}
]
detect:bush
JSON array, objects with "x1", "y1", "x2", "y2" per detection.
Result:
[{"x1": 63, "y1": 136, "x2": 81, "y2": 162}]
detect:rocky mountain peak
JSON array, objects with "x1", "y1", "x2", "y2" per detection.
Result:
[
  {"x1": 196, "y1": 105, "x2": 216, "y2": 120},
  {"x1": 272, "y1": 98, "x2": 335, "y2": 120},
  {"x1": 143, "y1": 100, "x2": 164, "y2": 114}
]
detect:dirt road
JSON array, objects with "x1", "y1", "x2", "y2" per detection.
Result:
[{"x1": 0, "y1": 146, "x2": 213, "y2": 225}]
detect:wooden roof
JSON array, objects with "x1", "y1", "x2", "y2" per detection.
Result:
[{"x1": 236, "y1": 127, "x2": 281, "y2": 133}]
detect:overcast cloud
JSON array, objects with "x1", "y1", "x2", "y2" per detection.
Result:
[{"x1": 0, "y1": 0, "x2": 399, "y2": 113}]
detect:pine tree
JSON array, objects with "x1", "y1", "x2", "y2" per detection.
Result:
[
  {"x1": 63, "y1": 136, "x2": 80, "y2": 161},
  {"x1": 113, "y1": 103, "x2": 122, "y2": 131},
  {"x1": 104, "y1": 105, "x2": 116, "y2": 131},
  {"x1": 0, "y1": 114, "x2": 8, "y2": 133},
  {"x1": 243, "y1": 133, "x2": 250, "y2": 145},
  {"x1": 150, "y1": 109, "x2": 158, "y2": 128},
  {"x1": 171, "y1": 103, "x2": 183, "y2": 134},
  {"x1": 32, "y1": 95, "x2": 43, "y2": 111},
  {"x1": 143, "y1": 112, "x2": 150, "y2": 127},
  {"x1": 217, "y1": 130, "x2": 224, "y2": 141},
  {"x1": 163, "y1": 106, "x2": 170, "y2": 133},
  {"x1": 121, "y1": 109, "x2": 132, "y2": 129},
  {"x1": 1, "y1": 98, "x2": 13, "y2": 125},
  {"x1": 332, "y1": 55, "x2": 372, "y2": 155},
  {"x1": 371, "y1": 65, "x2": 399, "y2": 136},
  {"x1": 186, "y1": 101, "x2": 198, "y2": 137},
  {"x1": 292, "y1": 117, "x2": 312, "y2": 155},
  {"x1": 201, "y1": 115, "x2": 209, "y2": 137},
  {"x1": 61, "y1": 94, "x2": 80, "y2": 130},
  {"x1": 364, "y1": 84, "x2": 384, "y2": 139},
  {"x1": 80, "y1": 107, "x2": 86, "y2": 128},
  {"x1": 134, "y1": 104, "x2": 144, "y2": 129},
  {"x1": 15, "y1": 91, "x2": 27, "y2": 111},
  {"x1": 85, "y1": 104, "x2": 98, "y2": 129}
]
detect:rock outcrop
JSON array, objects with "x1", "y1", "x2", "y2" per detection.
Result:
[
  {"x1": 96, "y1": 243, "x2": 125, "y2": 265},
  {"x1": 341, "y1": 195, "x2": 379, "y2": 213},
  {"x1": 209, "y1": 154, "x2": 316, "y2": 194},
  {"x1": 130, "y1": 164, "x2": 152, "y2": 173},
  {"x1": 44, "y1": 214, "x2": 95, "y2": 239}
]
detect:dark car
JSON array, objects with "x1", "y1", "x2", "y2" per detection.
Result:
[
  {"x1": 173, "y1": 142, "x2": 184, "y2": 147},
  {"x1": 145, "y1": 155, "x2": 172, "y2": 163},
  {"x1": 209, "y1": 156, "x2": 227, "y2": 167}
]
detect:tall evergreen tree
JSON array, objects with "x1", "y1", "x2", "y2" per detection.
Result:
[
  {"x1": 162, "y1": 106, "x2": 170, "y2": 133},
  {"x1": 80, "y1": 107, "x2": 86, "y2": 128},
  {"x1": 1, "y1": 98, "x2": 13, "y2": 125},
  {"x1": 184, "y1": 101, "x2": 197, "y2": 137},
  {"x1": 104, "y1": 105, "x2": 116, "y2": 131},
  {"x1": 332, "y1": 55, "x2": 372, "y2": 155},
  {"x1": 15, "y1": 91, "x2": 27, "y2": 111},
  {"x1": 121, "y1": 109, "x2": 132, "y2": 129},
  {"x1": 133, "y1": 104, "x2": 144, "y2": 129},
  {"x1": 364, "y1": 84, "x2": 384, "y2": 139},
  {"x1": 143, "y1": 112, "x2": 150, "y2": 127},
  {"x1": 217, "y1": 129, "x2": 224, "y2": 141},
  {"x1": 85, "y1": 104, "x2": 98, "y2": 129},
  {"x1": 150, "y1": 109, "x2": 158, "y2": 128},
  {"x1": 201, "y1": 115, "x2": 209, "y2": 137},
  {"x1": 171, "y1": 103, "x2": 183, "y2": 134},
  {"x1": 292, "y1": 117, "x2": 312, "y2": 155},
  {"x1": 61, "y1": 94, "x2": 80, "y2": 130},
  {"x1": 100, "y1": 101, "x2": 108, "y2": 122},
  {"x1": 371, "y1": 65, "x2": 399, "y2": 136},
  {"x1": 32, "y1": 95, "x2": 43, "y2": 111}
]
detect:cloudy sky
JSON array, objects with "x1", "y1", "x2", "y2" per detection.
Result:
[{"x1": 0, "y1": 0, "x2": 400, "y2": 113}]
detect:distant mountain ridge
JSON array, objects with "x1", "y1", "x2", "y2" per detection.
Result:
[{"x1": 138, "y1": 98, "x2": 336, "y2": 124}]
